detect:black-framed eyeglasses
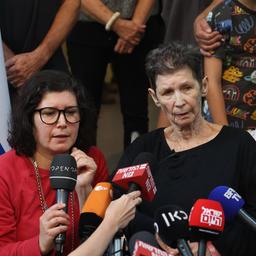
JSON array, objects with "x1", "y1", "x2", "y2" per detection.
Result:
[{"x1": 34, "y1": 106, "x2": 80, "y2": 125}]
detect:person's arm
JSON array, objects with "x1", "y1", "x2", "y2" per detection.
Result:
[
  {"x1": 5, "y1": 0, "x2": 80, "y2": 87},
  {"x1": 114, "y1": 0, "x2": 155, "y2": 54},
  {"x1": 68, "y1": 191, "x2": 142, "y2": 256},
  {"x1": 194, "y1": 0, "x2": 223, "y2": 56},
  {"x1": 204, "y1": 56, "x2": 228, "y2": 125},
  {"x1": 81, "y1": 0, "x2": 145, "y2": 45},
  {"x1": 132, "y1": 0, "x2": 155, "y2": 25}
]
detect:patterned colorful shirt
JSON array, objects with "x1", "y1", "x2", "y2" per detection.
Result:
[{"x1": 207, "y1": 0, "x2": 256, "y2": 129}]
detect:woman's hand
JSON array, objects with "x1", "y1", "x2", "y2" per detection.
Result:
[
  {"x1": 155, "y1": 233, "x2": 179, "y2": 256},
  {"x1": 155, "y1": 234, "x2": 221, "y2": 256},
  {"x1": 188, "y1": 241, "x2": 221, "y2": 256},
  {"x1": 71, "y1": 147, "x2": 97, "y2": 209},
  {"x1": 39, "y1": 203, "x2": 70, "y2": 255},
  {"x1": 104, "y1": 191, "x2": 142, "y2": 231},
  {"x1": 71, "y1": 147, "x2": 97, "y2": 189},
  {"x1": 193, "y1": 17, "x2": 222, "y2": 56}
]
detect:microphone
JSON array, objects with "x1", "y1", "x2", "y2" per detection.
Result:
[
  {"x1": 49, "y1": 154, "x2": 77, "y2": 255},
  {"x1": 129, "y1": 231, "x2": 170, "y2": 256},
  {"x1": 208, "y1": 186, "x2": 256, "y2": 231},
  {"x1": 79, "y1": 182, "x2": 113, "y2": 242},
  {"x1": 188, "y1": 199, "x2": 225, "y2": 256},
  {"x1": 129, "y1": 231, "x2": 159, "y2": 253},
  {"x1": 154, "y1": 205, "x2": 193, "y2": 256},
  {"x1": 111, "y1": 153, "x2": 157, "y2": 255},
  {"x1": 112, "y1": 152, "x2": 157, "y2": 201}
]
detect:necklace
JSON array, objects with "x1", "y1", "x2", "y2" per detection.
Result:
[{"x1": 31, "y1": 159, "x2": 75, "y2": 251}]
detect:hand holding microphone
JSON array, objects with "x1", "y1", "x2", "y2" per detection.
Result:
[
  {"x1": 111, "y1": 152, "x2": 155, "y2": 256},
  {"x1": 68, "y1": 191, "x2": 142, "y2": 256},
  {"x1": 104, "y1": 190, "x2": 142, "y2": 231},
  {"x1": 47, "y1": 154, "x2": 77, "y2": 255},
  {"x1": 39, "y1": 203, "x2": 71, "y2": 255}
]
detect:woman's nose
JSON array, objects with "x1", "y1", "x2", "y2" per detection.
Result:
[
  {"x1": 174, "y1": 91, "x2": 185, "y2": 106},
  {"x1": 56, "y1": 112, "x2": 67, "y2": 126}
]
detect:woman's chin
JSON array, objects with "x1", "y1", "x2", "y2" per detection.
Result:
[{"x1": 50, "y1": 146, "x2": 71, "y2": 155}]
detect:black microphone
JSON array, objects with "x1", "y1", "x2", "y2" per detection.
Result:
[
  {"x1": 154, "y1": 205, "x2": 193, "y2": 256},
  {"x1": 50, "y1": 154, "x2": 77, "y2": 255}
]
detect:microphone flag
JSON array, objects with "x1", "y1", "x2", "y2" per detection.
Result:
[
  {"x1": 0, "y1": 31, "x2": 11, "y2": 155},
  {"x1": 132, "y1": 240, "x2": 172, "y2": 256}
]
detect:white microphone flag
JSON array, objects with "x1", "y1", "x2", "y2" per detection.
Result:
[{"x1": 0, "y1": 31, "x2": 11, "y2": 154}]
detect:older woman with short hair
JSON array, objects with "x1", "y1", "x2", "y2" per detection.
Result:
[{"x1": 115, "y1": 43, "x2": 256, "y2": 255}]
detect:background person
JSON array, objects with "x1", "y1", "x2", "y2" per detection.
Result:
[
  {"x1": 0, "y1": 70, "x2": 108, "y2": 255},
  {"x1": 193, "y1": 0, "x2": 223, "y2": 56},
  {"x1": 114, "y1": 43, "x2": 256, "y2": 255},
  {"x1": 67, "y1": 0, "x2": 165, "y2": 147},
  {"x1": 204, "y1": 0, "x2": 256, "y2": 137},
  {"x1": 0, "y1": 0, "x2": 79, "y2": 92}
]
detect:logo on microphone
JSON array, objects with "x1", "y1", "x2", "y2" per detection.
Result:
[
  {"x1": 94, "y1": 185, "x2": 109, "y2": 191},
  {"x1": 223, "y1": 188, "x2": 242, "y2": 201},
  {"x1": 200, "y1": 207, "x2": 223, "y2": 227},
  {"x1": 50, "y1": 165, "x2": 76, "y2": 173},
  {"x1": 161, "y1": 211, "x2": 188, "y2": 227}
]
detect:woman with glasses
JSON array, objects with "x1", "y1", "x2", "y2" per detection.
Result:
[{"x1": 0, "y1": 70, "x2": 109, "y2": 255}]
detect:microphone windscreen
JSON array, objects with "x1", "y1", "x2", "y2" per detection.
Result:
[
  {"x1": 189, "y1": 199, "x2": 225, "y2": 240},
  {"x1": 208, "y1": 186, "x2": 245, "y2": 222},
  {"x1": 50, "y1": 154, "x2": 77, "y2": 191},
  {"x1": 79, "y1": 182, "x2": 113, "y2": 241},
  {"x1": 112, "y1": 152, "x2": 157, "y2": 201},
  {"x1": 81, "y1": 182, "x2": 112, "y2": 217},
  {"x1": 129, "y1": 231, "x2": 159, "y2": 254},
  {"x1": 154, "y1": 205, "x2": 189, "y2": 246},
  {"x1": 79, "y1": 212, "x2": 102, "y2": 241}
]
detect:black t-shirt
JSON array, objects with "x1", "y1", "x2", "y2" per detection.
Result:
[
  {"x1": 115, "y1": 126, "x2": 256, "y2": 255},
  {"x1": 0, "y1": 0, "x2": 62, "y2": 53},
  {"x1": 0, "y1": 0, "x2": 68, "y2": 72}
]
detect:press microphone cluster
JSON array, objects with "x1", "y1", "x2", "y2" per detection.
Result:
[
  {"x1": 50, "y1": 154, "x2": 77, "y2": 255},
  {"x1": 153, "y1": 199, "x2": 225, "y2": 256},
  {"x1": 144, "y1": 184, "x2": 256, "y2": 256}
]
